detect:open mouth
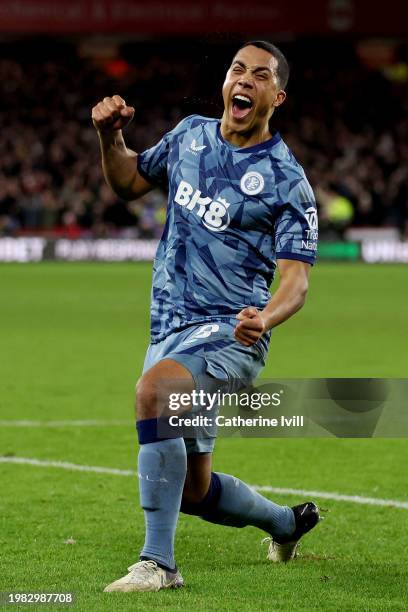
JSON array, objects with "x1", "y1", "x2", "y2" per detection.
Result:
[{"x1": 231, "y1": 94, "x2": 254, "y2": 120}]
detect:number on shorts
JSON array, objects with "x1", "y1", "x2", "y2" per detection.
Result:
[{"x1": 186, "y1": 324, "x2": 220, "y2": 343}]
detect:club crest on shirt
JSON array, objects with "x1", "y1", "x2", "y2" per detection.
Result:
[{"x1": 240, "y1": 171, "x2": 265, "y2": 196}]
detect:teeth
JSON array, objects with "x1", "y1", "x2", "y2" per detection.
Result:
[{"x1": 233, "y1": 95, "x2": 252, "y2": 104}]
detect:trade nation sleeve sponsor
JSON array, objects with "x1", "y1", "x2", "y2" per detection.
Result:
[{"x1": 273, "y1": 174, "x2": 318, "y2": 265}]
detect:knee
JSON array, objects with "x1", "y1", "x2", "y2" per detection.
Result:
[
  {"x1": 181, "y1": 470, "x2": 221, "y2": 515},
  {"x1": 135, "y1": 374, "x2": 160, "y2": 420},
  {"x1": 182, "y1": 478, "x2": 209, "y2": 505},
  {"x1": 181, "y1": 478, "x2": 217, "y2": 516}
]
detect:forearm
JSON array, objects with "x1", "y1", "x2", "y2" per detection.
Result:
[
  {"x1": 98, "y1": 129, "x2": 139, "y2": 200},
  {"x1": 235, "y1": 261, "x2": 310, "y2": 346},
  {"x1": 261, "y1": 273, "x2": 308, "y2": 331}
]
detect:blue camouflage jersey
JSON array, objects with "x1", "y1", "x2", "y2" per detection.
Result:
[{"x1": 137, "y1": 115, "x2": 318, "y2": 344}]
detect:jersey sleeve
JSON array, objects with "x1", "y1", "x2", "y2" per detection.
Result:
[
  {"x1": 137, "y1": 116, "x2": 193, "y2": 188},
  {"x1": 137, "y1": 131, "x2": 173, "y2": 188},
  {"x1": 274, "y1": 177, "x2": 318, "y2": 265}
]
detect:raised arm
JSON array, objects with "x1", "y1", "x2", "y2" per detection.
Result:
[
  {"x1": 234, "y1": 259, "x2": 310, "y2": 346},
  {"x1": 92, "y1": 95, "x2": 153, "y2": 200}
]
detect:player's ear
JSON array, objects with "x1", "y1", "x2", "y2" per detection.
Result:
[{"x1": 273, "y1": 90, "x2": 286, "y2": 108}]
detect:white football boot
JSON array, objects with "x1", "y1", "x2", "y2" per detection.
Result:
[
  {"x1": 104, "y1": 560, "x2": 184, "y2": 592},
  {"x1": 263, "y1": 501, "x2": 321, "y2": 563}
]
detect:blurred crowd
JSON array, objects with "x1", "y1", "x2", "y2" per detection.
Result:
[{"x1": 0, "y1": 39, "x2": 407, "y2": 238}]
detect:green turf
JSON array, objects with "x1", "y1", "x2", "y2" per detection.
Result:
[{"x1": 1, "y1": 263, "x2": 407, "y2": 611}]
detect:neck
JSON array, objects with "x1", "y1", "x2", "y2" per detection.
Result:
[{"x1": 220, "y1": 115, "x2": 273, "y2": 148}]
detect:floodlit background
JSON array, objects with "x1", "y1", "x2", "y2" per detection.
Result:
[
  {"x1": 0, "y1": 0, "x2": 407, "y2": 261},
  {"x1": 0, "y1": 1, "x2": 407, "y2": 610}
]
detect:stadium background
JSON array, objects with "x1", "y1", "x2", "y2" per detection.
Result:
[
  {"x1": 1, "y1": 1, "x2": 407, "y2": 610},
  {"x1": 1, "y1": 0, "x2": 408, "y2": 262}
]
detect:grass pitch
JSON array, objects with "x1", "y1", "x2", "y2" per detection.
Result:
[{"x1": 1, "y1": 263, "x2": 407, "y2": 611}]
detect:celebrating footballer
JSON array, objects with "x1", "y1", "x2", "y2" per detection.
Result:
[{"x1": 92, "y1": 40, "x2": 321, "y2": 593}]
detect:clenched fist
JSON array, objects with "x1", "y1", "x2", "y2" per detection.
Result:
[
  {"x1": 92, "y1": 95, "x2": 135, "y2": 133},
  {"x1": 234, "y1": 307, "x2": 266, "y2": 346}
]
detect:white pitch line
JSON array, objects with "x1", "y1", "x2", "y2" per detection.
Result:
[
  {"x1": 0, "y1": 420, "x2": 132, "y2": 427},
  {"x1": 253, "y1": 485, "x2": 408, "y2": 510},
  {"x1": 0, "y1": 457, "x2": 135, "y2": 476},
  {"x1": 1, "y1": 456, "x2": 408, "y2": 510}
]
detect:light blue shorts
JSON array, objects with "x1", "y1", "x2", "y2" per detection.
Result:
[{"x1": 142, "y1": 319, "x2": 269, "y2": 454}]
